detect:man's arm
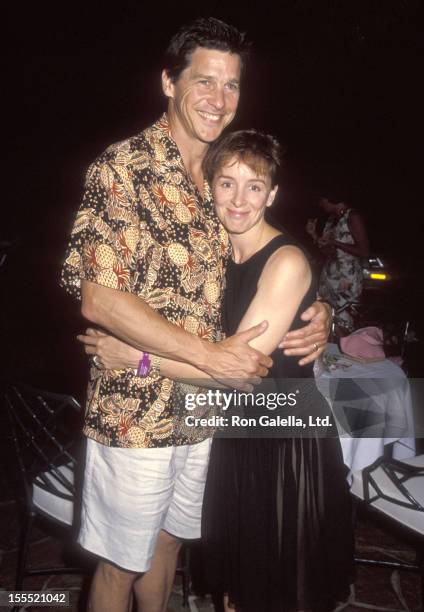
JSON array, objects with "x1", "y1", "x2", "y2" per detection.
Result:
[
  {"x1": 81, "y1": 280, "x2": 272, "y2": 384},
  {"x1": 78, "y1": 328, "x2": 235, "y2": 389}
]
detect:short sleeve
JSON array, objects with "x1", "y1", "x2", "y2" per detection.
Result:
[{"x1": 60, "y1": 154, "x2": 142, "y2": 300}]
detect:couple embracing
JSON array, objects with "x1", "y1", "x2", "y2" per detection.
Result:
[{"x1": 62, "y1": 17, "x2": 352, "y2": 612}]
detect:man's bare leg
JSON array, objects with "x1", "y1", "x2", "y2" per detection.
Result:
[
  {"x1": 133, "y1": 530, "x2": 182, "y2": 612},
  {"x1": 88, "y1": 561, "x2": 137, "y2": 612}
]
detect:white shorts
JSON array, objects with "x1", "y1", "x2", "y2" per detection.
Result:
[{"x1": 78, "y1": 436, "x2": 212, "y2": 572}]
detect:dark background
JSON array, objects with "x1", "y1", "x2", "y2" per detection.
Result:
[{"x1": 3, "y1": 0, "x2": 422, "y2": 397}]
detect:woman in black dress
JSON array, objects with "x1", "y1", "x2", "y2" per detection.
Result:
[{"x1": 200, "y1": 130, "x2": 353, "y2": 611}]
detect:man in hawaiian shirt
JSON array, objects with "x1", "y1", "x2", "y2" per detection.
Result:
[{"x1": 61, "y1": 17, "x2": 330, "y2": 612}]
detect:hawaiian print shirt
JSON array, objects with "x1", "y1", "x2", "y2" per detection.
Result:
[{"x1": 60, "y1": 114, "x2": 229, "y2": 448}]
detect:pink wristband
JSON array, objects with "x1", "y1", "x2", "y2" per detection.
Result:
[{"x1": 137, "y1": 352, "x2": 151, "y2": 377}]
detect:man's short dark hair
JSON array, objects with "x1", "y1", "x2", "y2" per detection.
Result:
[
  {"x1": 164, "y1": 17, "x2": 249, "y2": 83},
  {"x1": 203, "y1": 130, "x2": 283, "y2": 187}
]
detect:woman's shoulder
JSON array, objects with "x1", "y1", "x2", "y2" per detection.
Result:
[
  {"x1": 263, "y1": 230, "x2": 311, "y2": 266},
  {"x1": 267, "y1": 243, "x2": 310, "y2": 273},
  {"x1": 346, "y1": 208, "x2": 365, "y2": 226},
  {"x1": 265, "y1": 229, "x2": 312, "y2": 256},
  {"x1": 259, "y1": 242, "x2": 311, "y2": 293}
]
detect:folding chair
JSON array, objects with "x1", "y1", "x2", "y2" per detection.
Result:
[
  {"x1": 5, "y1": 383, "x2": 84, "y2": 593},
  {"x1": 351, "y1": 454, "x2": 424, "y2": 607}
]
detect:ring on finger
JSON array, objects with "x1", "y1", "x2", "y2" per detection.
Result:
[
  {"x1": 312, "y1": 342, "x2": 319, "y2": 352},
  {"x1": 93, "y1": 355, "x2": 102, "y2": 368}
]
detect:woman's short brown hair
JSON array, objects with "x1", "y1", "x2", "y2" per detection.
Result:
[{"x1": 203, "y1": 129, "x2": 282, "y2": 186}]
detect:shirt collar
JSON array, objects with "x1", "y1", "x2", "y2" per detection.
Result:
[{"x1": 152, "y1": 113, "x2": 212, "y2": 204}]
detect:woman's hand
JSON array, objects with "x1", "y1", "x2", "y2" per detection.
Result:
[{"x1": 77, "y1": 328, "x2": 142, "y2": 370}]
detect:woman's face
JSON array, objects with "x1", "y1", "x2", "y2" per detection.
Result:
[{"x1": 212, "y1": 156, "x2": 278, "y2": 235}]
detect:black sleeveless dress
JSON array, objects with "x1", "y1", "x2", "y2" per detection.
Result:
[{"x1": 201, "y1": 234, "x2": 353, "y2": 612}]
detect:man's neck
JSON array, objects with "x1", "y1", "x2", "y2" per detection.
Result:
[{"x1": 167, "y1": 111, "x2": 208, "y2": 195}]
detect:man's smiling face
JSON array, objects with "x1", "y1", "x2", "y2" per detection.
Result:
[{"x1": 163, "y1": 47, "x2": 241, "y2": 145}]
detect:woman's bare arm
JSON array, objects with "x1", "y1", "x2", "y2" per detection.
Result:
[{"x1": 235, "y1": 245, "x2": 312, "y2": 355}]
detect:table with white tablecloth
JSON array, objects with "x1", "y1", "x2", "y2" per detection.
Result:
[{"x1": 315, "y1": 343, "x2": 416, "y2": 476}]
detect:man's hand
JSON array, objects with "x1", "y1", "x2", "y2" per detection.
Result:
[
  {"x1": 77, "y1": 328, "x2": 141, "y2": 370},
  {"x1": 203, "y1": 321, "x2": 273, "y2": 390},
  {"x1": 279, "y1": 301, "x2": 331, "y2": 366},
  {"x1": 78, "y1": 322, "x2": 273, "y2": 391}
]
